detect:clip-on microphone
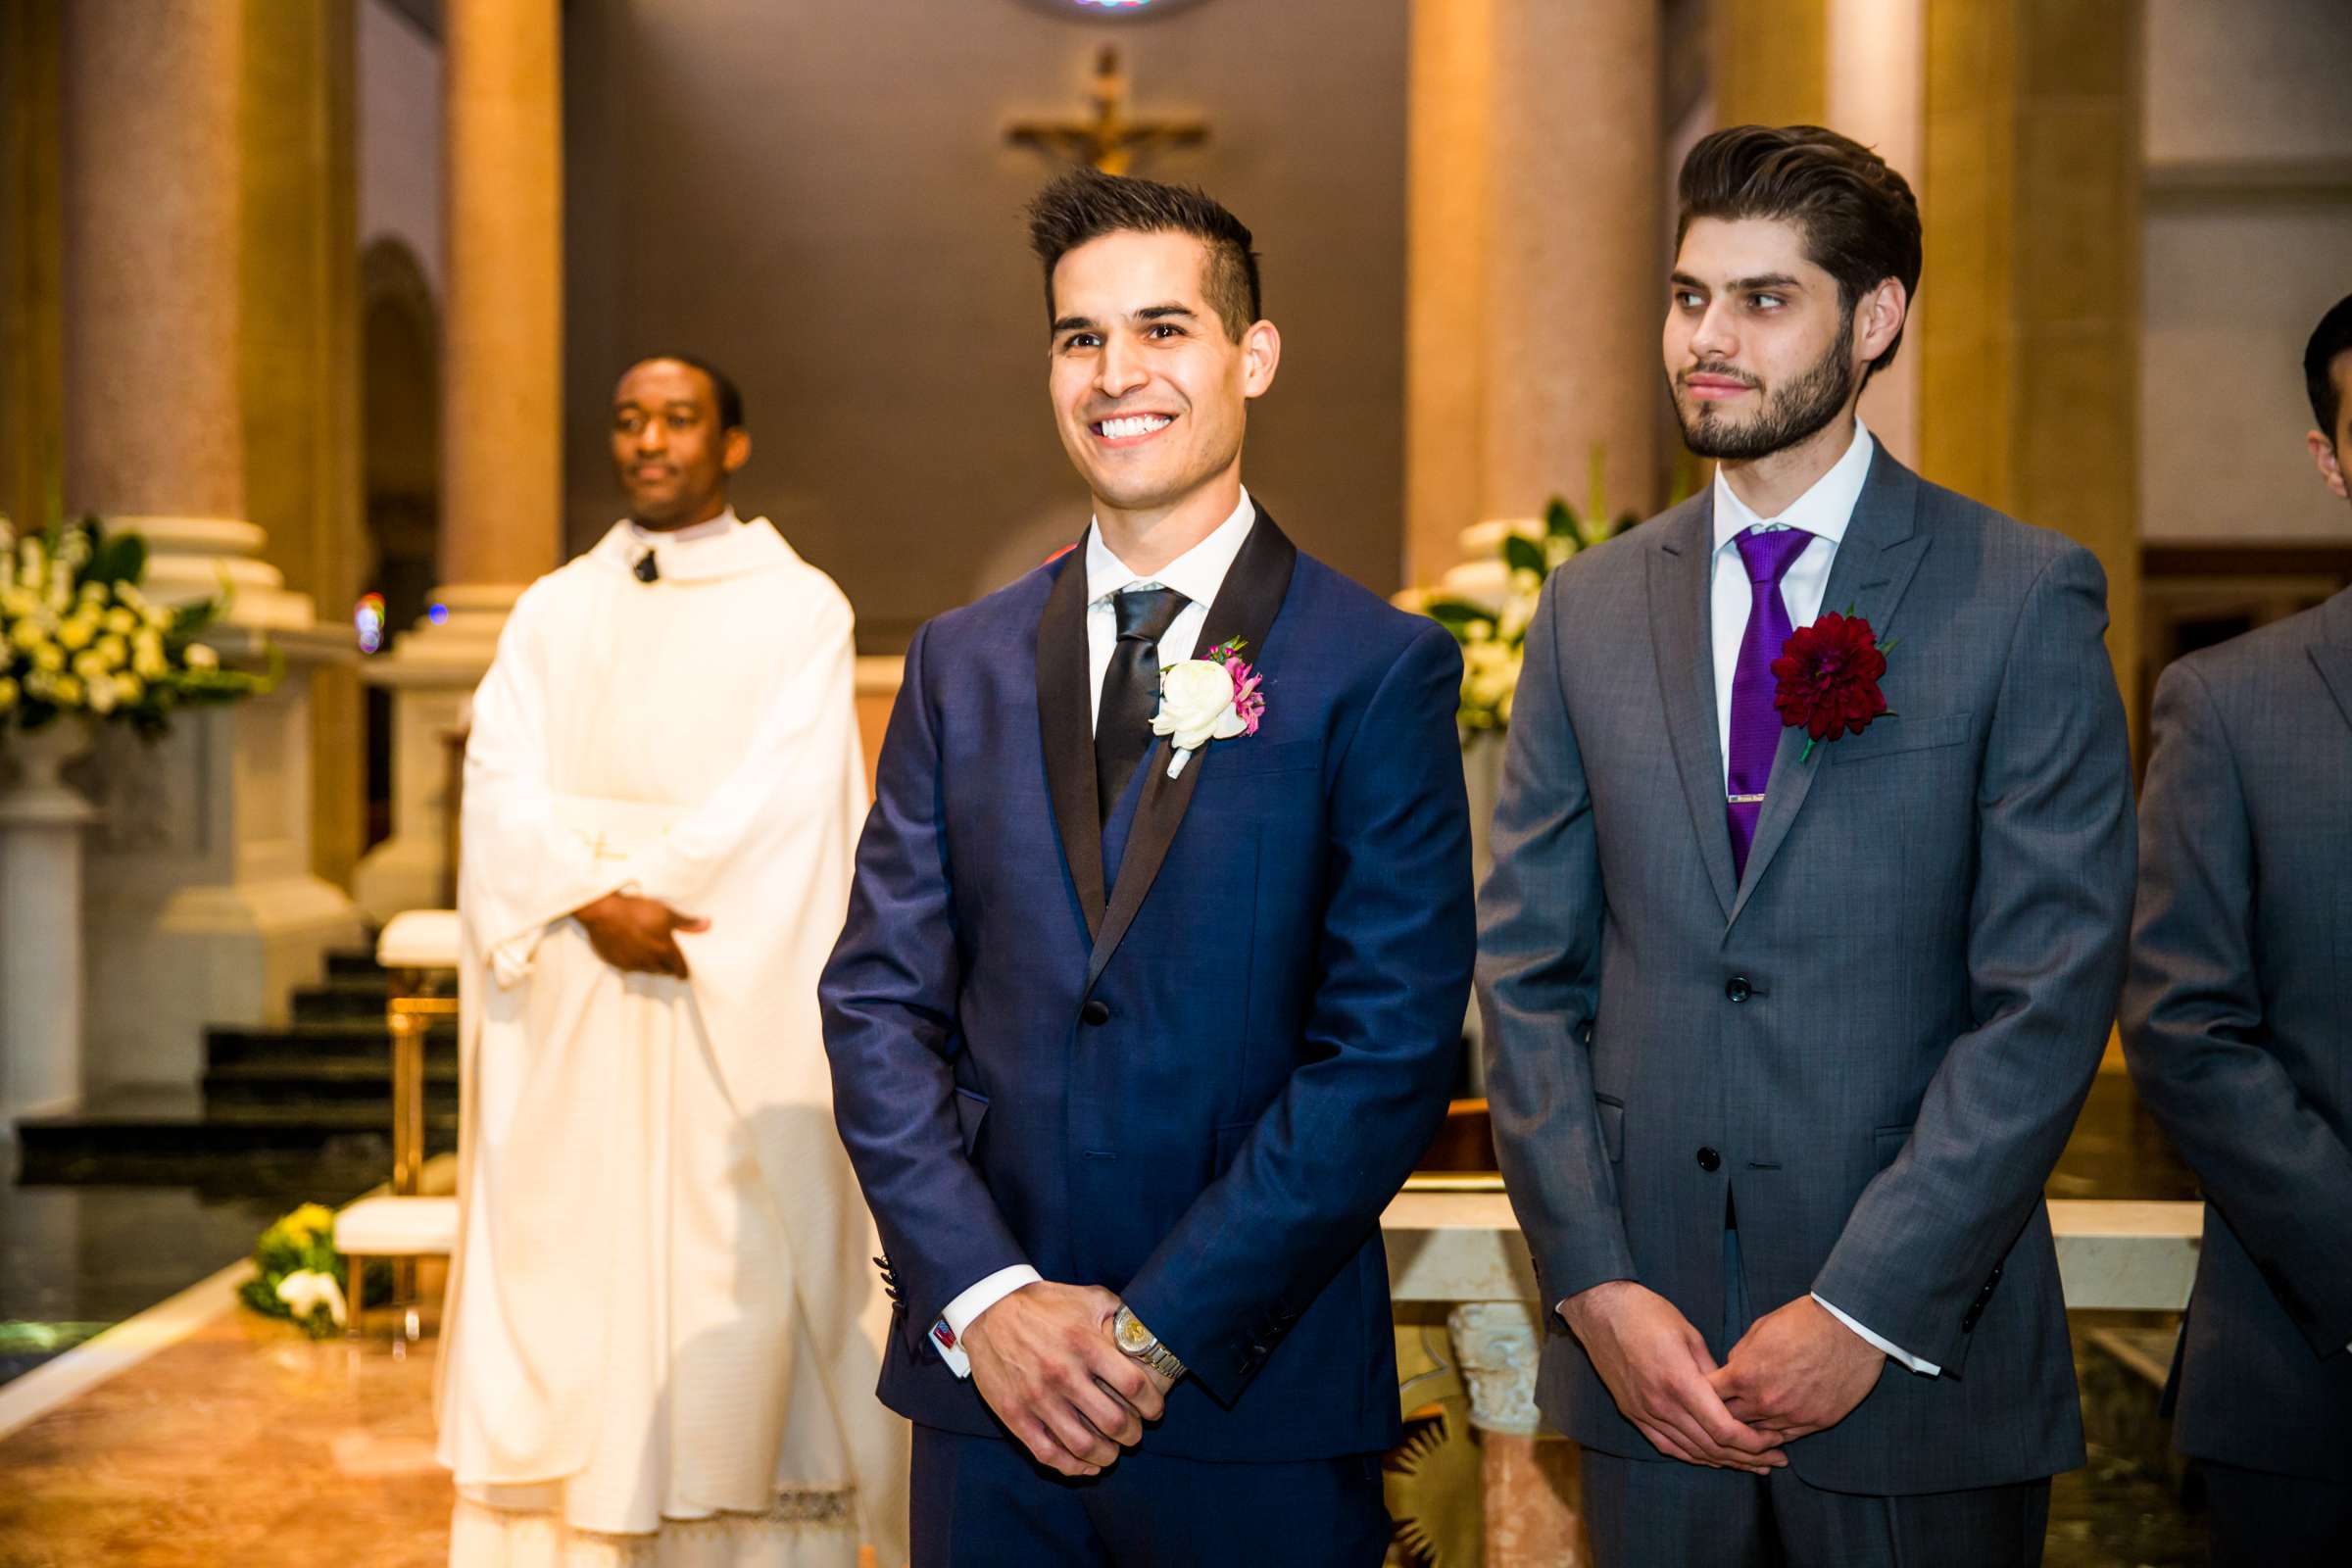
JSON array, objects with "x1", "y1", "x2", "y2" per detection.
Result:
[{"x1": 633, "y1": 550, "x2": 661, "y2": 583}]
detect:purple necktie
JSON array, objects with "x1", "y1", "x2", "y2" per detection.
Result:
[{"x1": 1726, "y1": 525, "x2": 1815, "y2": 879}]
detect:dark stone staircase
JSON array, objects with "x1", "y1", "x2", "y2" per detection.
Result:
[{"x1": 12, "y1": 949, "x2": 458, "y2": 1185}]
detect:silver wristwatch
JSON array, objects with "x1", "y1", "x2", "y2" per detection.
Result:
[{"x1": 1112, "y1": 1305, "x2": 1187, "y2": 1383}]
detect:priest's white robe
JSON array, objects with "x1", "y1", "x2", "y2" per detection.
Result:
[{"x1": 438, "y1": 514, "x2": 906, "y2": 1567}]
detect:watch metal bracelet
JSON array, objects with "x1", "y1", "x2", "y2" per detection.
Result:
[{"x1": 1113, "y1": 1304, "x2": 1187, "y2": 1382}]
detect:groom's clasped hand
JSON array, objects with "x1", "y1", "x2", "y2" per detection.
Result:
[{"x1": 959, "y1": 1282, "x2": 1169, "y2": 1479}]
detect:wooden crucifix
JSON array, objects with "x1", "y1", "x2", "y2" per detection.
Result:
[{"x1": 1007, "y1": 46, "x2": 1208, "y2": 176}]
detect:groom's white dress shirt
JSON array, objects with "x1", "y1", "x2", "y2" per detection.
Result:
[{"x1": 930, "y1": 487, "x2": 1257, "y2": 1375}]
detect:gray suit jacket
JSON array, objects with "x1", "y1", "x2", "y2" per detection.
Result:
[
  {"x1": 2120, "y1": 585, "x2": 2352, "y2": 1483},
  {"x1": 1479, "y1": 449, "x2": 2134, "y2": 1494}
]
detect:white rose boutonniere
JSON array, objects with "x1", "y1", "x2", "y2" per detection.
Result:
[{"x1": 1151, "y1": 637, "x2": 1266, "y2": 780}]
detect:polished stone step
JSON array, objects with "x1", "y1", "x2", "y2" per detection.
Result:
[
  {"x1": 203, "y1": 1020, "x2": 454, "y2": 1067},
  {"x1": 288, "y1": 976, "x2": 395, "y2": 1023},
  {"x1": 201, "y1": 1055, "x2": 460, "y2": 1104},
  {"x1": 12, "y1": 1088, "x2": 455, "y2": 1186}
]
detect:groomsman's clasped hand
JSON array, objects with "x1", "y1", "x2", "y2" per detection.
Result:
[
  {"x1": 1710, "y1": 1294, "x2": 1886, "y2": 1442},
  {"x1": 1561, "y1": 1282, "x2": 1787, "y2": 1474}
]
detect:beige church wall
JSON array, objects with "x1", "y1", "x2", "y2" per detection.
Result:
[
  {"x1": 2139, "y1": 0, "x2": 2352, "y2": 544},
  {"x1": 562, "y1": 0, "x2": 1409, "y2": 653}
]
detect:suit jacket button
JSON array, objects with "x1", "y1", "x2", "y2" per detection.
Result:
[
  {"x1": 1081, "y1": 999, "x2": 1110, "y2": 1026},
  {"x1": 1695, "y1": 1146, "x2": 1722, "y2": 1172},
  {"x1": 1725, "y1": 977, "x2": 1752, "y2": 1004},
  {"x1": 1962, "y1": 1305, "x2": 1981, "y2": 1331}
]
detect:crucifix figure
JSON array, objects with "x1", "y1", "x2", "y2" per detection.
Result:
[{"x1": 1007, "y1": 46, "x2": 1208, "y2": 175}]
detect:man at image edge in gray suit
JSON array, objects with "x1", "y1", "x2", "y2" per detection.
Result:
[
  {"x1": 2120, "y1": 291, "x2": 2352, "y2": 1568},
  {"x1": 1480, "y1": 123, "x2": 2135, "y2": 1567}
]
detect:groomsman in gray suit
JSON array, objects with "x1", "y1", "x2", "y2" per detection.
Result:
[
  {"x1": 1479, "y1": 124, "x2": 2135, "y2": 1567},
  {"x1": 2122, "y1": 292, "x2": 2352, "y2": 1567}
]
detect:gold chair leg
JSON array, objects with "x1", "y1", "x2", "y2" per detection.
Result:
[{"x1": 347, "y1": 1254, "x2": 366, "y2": 1342}]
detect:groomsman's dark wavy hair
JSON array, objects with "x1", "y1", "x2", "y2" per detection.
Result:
[
  {"x1": 1026, "y1": 167, "x2": 1263, "y2": 342},
  {"x1": 2303, "y1": 293, "x2": 2352, "y2": 443},
  {"x1": 1677, "y1": 124, "x2": 1924, "y2": 377}
]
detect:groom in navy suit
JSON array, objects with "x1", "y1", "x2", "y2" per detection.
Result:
[{"x1": 820, "y1": 169, "x2": 1474, "y2": 1565}]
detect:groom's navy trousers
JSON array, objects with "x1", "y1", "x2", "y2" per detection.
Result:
[{"x1": 822, "y1": 512, "x2": 1476, "y2": 1559}]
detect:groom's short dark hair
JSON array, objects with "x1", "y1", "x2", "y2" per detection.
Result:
[
  {"x1": 2303, "y1": 293, "x2": 2352, "y2": 443},
  {"x1": 1678, "y1": 124, "x2": 1924, "y2": 376},
  {"x1": 1026, "y1": 168, "x2": 1262, "y2": 341}
]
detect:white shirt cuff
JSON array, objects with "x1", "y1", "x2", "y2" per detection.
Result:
[
  {"x1": 932, "y1": 1265, "x2": 1043, "y2": 1379},
  {"x1": 1813, "y1": 1293, "x2": 1940, "y2": 1376}
]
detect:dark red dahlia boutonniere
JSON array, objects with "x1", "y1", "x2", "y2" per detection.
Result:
[{"x1": 1770, "y1": 608, "x2": 1897, "y2": 761}]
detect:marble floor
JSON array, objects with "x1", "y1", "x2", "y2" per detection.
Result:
[{"x1": 0, "y1": 1289, "x2": 451, "y2": 1566}]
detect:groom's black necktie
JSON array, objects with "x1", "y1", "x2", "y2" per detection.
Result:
[{"x1": 1096, "y1": 585, "x2": 1190, "y2": 816}]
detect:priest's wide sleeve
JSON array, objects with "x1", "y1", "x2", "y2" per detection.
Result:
[
  {"x1": 1119, "y1": 622, "x2": 1474, "y2": 1403},
  {"x1": 461, "y1": 580, "x2": 627, "y2": 975},
  {"x1": 821, "y1": 620, "x2": 1031, "y2": 1358}
]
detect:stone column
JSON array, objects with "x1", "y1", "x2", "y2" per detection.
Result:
[
  {"x1": 1713, "y1": 0, "x2": 1828, "y2": 129},
  {"x1": 2, "y1": 0, "x2": 65, "y2": 541},
  {"x1": 355, "y1": 0, "x2": 563, "y2": 922},
  {"x1": 60, "y1": 0, "x2": 365, "y2": 1095},
  {"x1": 1826, "y1": 0, "x2": 1928, "y2": 466},
  {"x1": 1918, "y1": 0, "x2": 2142, "y2": 741},
  {"x1": 242, "y1": 0, "x2": 367, "y2": 891},
  {"x1": 1449, "y1": 1301, "x2": 1588, "y2": 1566},
  {"x1": 1404, "y1": 0, "x2": 1660, "y2": 591}
]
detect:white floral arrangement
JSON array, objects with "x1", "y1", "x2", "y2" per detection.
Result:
[
  {"x1": 239, "y1": 1202, "x2": 379, "y2": 1339},
  {"x1": 1396, "y1": 460, "x2": 1642, "y2": 734},
  {"x1": 0, "y1": 514, "x2": 271, "y2": 739}
]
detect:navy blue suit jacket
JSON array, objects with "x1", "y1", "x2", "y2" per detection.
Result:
[{"x1": 821, "y1": 509, "x2": 1474, "y2": 1461}]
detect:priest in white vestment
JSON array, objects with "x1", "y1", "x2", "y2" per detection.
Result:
[{"x1": 439, "y1": 356, "x2": 906, "y2": 1567}]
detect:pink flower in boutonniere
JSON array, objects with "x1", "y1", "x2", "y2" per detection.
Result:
[{"x1": 1153, "y1": 636, "x2": 1265, "y2": 779}]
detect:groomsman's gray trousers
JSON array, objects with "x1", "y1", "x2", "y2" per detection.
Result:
[{"x1": 1580, "y1": 1224, "x2": 2051, "y2": 1568}]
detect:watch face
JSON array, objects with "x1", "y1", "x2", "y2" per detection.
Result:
[{"x1": 1115, "y1": 1312, "x2": 1153, "y2": 1352}]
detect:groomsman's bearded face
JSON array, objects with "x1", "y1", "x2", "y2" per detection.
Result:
[
  {"x1": 2308, "y1": 351, "x2": 2351, "y2": 508},
  {"x1": 610, "y1": 359, "x2": 750, "y2": 530},
  {"x1": 1665, "y1": 216, "x2": 1903, "y2": 463},
  {"x1": 1046, "y1": 228, "x2": 1280, "y2": 519}
]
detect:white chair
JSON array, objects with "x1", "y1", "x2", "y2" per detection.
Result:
[{"x1": 342, "y1": 909, "x2": 461, "y2": 1344}]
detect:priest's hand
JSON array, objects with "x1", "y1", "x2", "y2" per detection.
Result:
[
  {"x1": 572, "y1": 892, "x2": 710, "y2": 978},
  {"x1": 1559, "y1": 1280, "x2": 1787, "y2": 1473},
  {"x1": 1709, "y1": 1295, "x2": 1886, "y2": 1442},
  {"x1": 960, "y1": 1281, "x2": 1164, "y2": 1478}
]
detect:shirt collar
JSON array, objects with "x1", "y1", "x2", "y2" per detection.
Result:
[
  {"x1": 1710, "y1": 421, "x2": 1876, "y2": 555},
  {"x1": 628, "y1": 505, "x2": 740, "y2": 548},
  {"x1": 1084, "y1": 486, "x2": 1256, "y2": 610}
]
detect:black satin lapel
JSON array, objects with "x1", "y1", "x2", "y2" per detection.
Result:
[
  {"x1": 1084, "y1": 510, "x2": 1298, "y2": 997},
  {"x1": 1035, "y1": 544, "x2": 1105, "y2": 942},
  {"x1": 1728, "y1": 456, "x2": 1930, "y2": 928},
  {"x1": 1648, "y1": 505, "x2": 1739, "y2": 921}
]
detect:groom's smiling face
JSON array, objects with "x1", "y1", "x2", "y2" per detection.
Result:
[
  {"x1": 1665, "y1": 216, "x2": 1884, "y2": 463},
  {"x1": 1046, "y1": 227, "x2": 1279, "y2": 518}
]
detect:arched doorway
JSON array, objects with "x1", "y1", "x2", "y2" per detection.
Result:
[{"x1": 359, "y1": 237, "x2": 440, "y2": 851}]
